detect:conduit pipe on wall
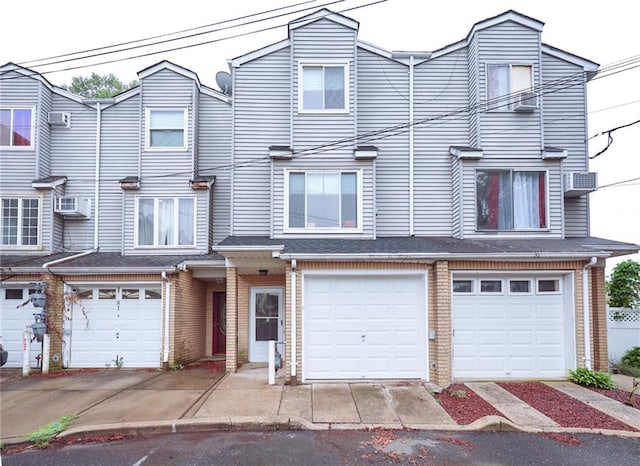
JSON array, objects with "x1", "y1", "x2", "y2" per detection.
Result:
[
  {"x1": 582, "y1": 256, "x2": 597, "y2": 370},
  {"x1": 290, "y1": 259, "x2": 297, "y2": 384},
  {"x1": 162, "y1": 271, "x2": 171, "y2": 365}
]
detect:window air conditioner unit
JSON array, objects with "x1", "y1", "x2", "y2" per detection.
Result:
[
  {"x1": 513, "y1": 92, "x2": 538, "y2": 111},
  {"x1": 564, "y1": 172, "x2": 597, "y2": 197},
  {"x1": 48, "y1": 112, "x2": 71, "y2": 127},
  {"x1": 54, "y1": 196, "x2": 90, "y2": 218}
]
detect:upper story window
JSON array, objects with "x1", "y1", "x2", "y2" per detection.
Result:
[
  {"x1": 136, "y1": 197, "x2": 195, "y2": 247},
  {"x1": 286, "y1": 170, "x2": 360, "y2": 232},
  {"x1": 487, "y1": 64, "x2": 534, "y2": 111},
  {"x1": 1, "y1": 197, "x2": 40, "y2": 247},
  {"x1": 299, "y1": 63, "x2": 348, "y2": 112},
  {"x1": 476, "y1": 170, "x2": 547, "y2": 231},
  {"x1": 0, "y1": 108, "x2": 33, "y2": 148},
  {"x1": 145, "y1": 108, "x2": 187, "y2": 150}
]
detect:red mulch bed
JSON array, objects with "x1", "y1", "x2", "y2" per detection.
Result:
[
  {"x1": 499, "y1": 382, "x2": 637, "y2": 431},
  {"x1": 588, "y1": 387, "x2": 640, "y2": 409},
  {"x1": 28, "y1": 368, "x2": 99, "y2": 378},
  {"x1": 434, "y1": 384, "x2": 503, "y2": 424},
  {"x1": 184, "y1": 360, "x2": 225, "y2": 371}
]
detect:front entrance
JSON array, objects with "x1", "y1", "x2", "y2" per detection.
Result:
[
  {"x1": 212, "y1": 292, "x2": 226, "y2": 355},
  {"x1": 249, "y1": 288, "x2": 283, "y2": 362}
]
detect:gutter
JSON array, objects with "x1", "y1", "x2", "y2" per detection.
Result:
[
  {"x1": 582, "y1": 256, "x2": 597, "y2": 370},
  {"x1": 162, "y1": 271, "x2": 171, "y2": 366},
  {"x1": 290, "y1": 259, "x2": 297, "y2": 385},
  {"x1": 277, "y1": 251, "x2": 612, "y2": 261},
  {"x1": 44, "y1": 266, "x2": 177, "y2": 275},
  {"x1": 41, "y1": 249, "x2": 97, "y2": 269}
]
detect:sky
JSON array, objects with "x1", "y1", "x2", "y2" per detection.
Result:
[{"x1": 1, "y1": 0, "x2": 638, "y2": 275}]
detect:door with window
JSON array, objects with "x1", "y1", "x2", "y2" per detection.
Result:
[
  {"x1": 249, "y1": 288, "x2": 283, "y2": 362},
  {"x1": 212, "y1": 292, "x2": 226, "y2": 355}
]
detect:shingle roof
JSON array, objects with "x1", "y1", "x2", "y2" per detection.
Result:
[
  {"x1": 48, "y1": 252, "x2": 224, "y2": 270},
  {"x1": 217, "y1": 236, "x2": 639, "y2": 258},
  {"x1": 1, "y1": 252, "x2": 79, "y2": 271}
]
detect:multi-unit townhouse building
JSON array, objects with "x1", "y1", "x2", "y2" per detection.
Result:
[{"x1": 1, "y1": 9, "x2": 637, "y2": 387}]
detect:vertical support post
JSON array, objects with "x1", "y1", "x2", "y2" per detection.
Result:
[
  {"x1": 22, "y1": 329, "x2": 32, "y2": 377},
  {"x1": 42, "y1": 334, "x2": 50, "y2": 374},
  {"x1": 268, "y1": 340, "x2": 276, "y2": 385}
]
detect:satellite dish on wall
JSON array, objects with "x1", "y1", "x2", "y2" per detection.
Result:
[{"x1": 216, "y1": 71, "x2": 233, "y2": 96}]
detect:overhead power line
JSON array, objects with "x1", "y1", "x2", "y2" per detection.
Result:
[{"x1": 589, "y1": 118, "x2": 640, "y2": 159}]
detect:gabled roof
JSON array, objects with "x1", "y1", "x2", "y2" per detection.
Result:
[
  {"x1": 288, "y1": 8, "x2": 359, "y2": 34},
  {"x1": 0, "y1": 62, "x2": 86, "y2": 104}
]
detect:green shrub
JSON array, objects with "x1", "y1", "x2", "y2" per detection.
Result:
[
  {"x1": 28, "y1": 415, "x2": 76, "y2": 448},
  {"x1": 621, "y1": 347, "x2": 640, "y2": 368},
  {"x1": 568, "y1": 368, "x2": 615, "y2": 389}
]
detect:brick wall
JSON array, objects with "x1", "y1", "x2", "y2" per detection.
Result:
[
  {"x1": 590, "y1": 266, "x2": 608, "y2": 371},
  {"x1": 226, "y1": 267, "x2": 238, "y2": 372},
  {"x1": 172, "y1": 270, "x2": 207, "y2": 365}
]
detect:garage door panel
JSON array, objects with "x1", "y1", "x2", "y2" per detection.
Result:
[
  {"x1": 453, "y1": 275, "x2": 567, "y2": 379},
  {"x1": 304, "y1": 274, "x2": 426, "y2": 380}
]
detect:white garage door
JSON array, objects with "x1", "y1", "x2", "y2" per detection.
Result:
[
  {"x1": 69, "y1": 285, "x2": 162, "y2": 368},
  {"x1": 1, "y1": 286, "x2": 41, "y2": 368},
  {"x1": 452, "y1": 276, "x2": 570, "y2": 379},
  {"x1": 304, "y1": 274, "x2": 427, "y2": 380}
]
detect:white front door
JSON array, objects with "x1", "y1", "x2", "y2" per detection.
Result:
[{"x1": 249, "y1": 288, "x2": 283, "y2": 362}]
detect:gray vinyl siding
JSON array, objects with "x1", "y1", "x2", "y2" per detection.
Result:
[
  {"x1": 198, "y1": 94, "x2": 232, "y2": 245},
  {"x1": 99, "y1": 96, "x2": 140, "y2": 252},
  {"x1": 356, "y1": 48, "x2": 409, "y2": 236},
  {"x1": 414, "y1": 48, "x2": 469, "y2": 236},
  {"x1": 50, "y1": 95, "x2": 97, "y2": 251},
  {"x1": 0, "y1": 73, "x2": 40, "y2": 187},
  {"x1": 451, "y1": 157, "x2": 461, "y2": 237},
  {"x1": 467, "y1": 38, "x2": 480, "y2": 147},
  {"x1": 475, "y1": 21, "x2": 542, "y2": 155},
  {"x1": 542, "y1": 52, "x2": 590, "y2": 236},
  {"x1": 292, "y1": 18, "x2": 355, "y2": 152},
  {"x1": 233, "y1": 47, "x2": 291, "y2": 235},
  {"x1": 271, "y1": 159, "x2": 374, "y2": 238},
  {"x1": 36, "y1": 87, "x2": 53, "y2": 178},
  {"x1": 459, "y1": 158, "x2": 563, "y2": 238}
]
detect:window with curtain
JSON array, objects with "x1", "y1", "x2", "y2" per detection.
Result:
[
  {"x1": 476, "y1": 170, "x2": 546, "y2": 230},
  {"x1": 288, "y1": 171, "x2": 358, "y2": 230},
  {"x1": 301, "y1": 64, "x2": 346, "y2": 111},
  {"x1": 146, "y1": 109, "x2": 186, "y2": 149},
  {"x1": 0, "y1": 108, "x2": 33, "y2": 147},
  {"x1": 1, "y1": 197, "x2": 39, "y2": 246},
  {"x1": 136, "y1": 197, "x2": 194, "y2": 246},
  {"x1": 486, "y1": 64, "x2": 533, "y2": 110}
]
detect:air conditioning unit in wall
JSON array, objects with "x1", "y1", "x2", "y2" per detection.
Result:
[
  {"x1": 513, "y1": 92, "x2": 538, "y2": 111},
  {"x1": 54, "y1": 196, "x2": 90, "y2": 218},
  {"x1": 48, "y1": 112, "x2": 71, "y2": 127},
  {"x1": 564, "y1": 172, "x2": 597, "y2": 197}
]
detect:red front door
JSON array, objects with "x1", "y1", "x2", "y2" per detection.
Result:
[{"x1": 212, "y1": 292, "x2": 226, "y2": 355}]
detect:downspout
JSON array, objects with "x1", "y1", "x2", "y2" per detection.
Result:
[
  {"x1": 93, "y1": 102, "x2": 102, "y2": 249},
  {"x1": 409, "y1": 55, "x2": 415, "y2": 236},
  {"x1": 162, "y1": 271, "x2": 171, "y2": 366},
  {"x1": 582, "y1": 257, "x2": 597, "y2": 370},
  {"x1": 290, "y1": 259, "x2": 297, "y2": 384}
]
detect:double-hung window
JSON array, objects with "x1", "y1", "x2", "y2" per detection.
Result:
[
  {"x1": 487, "y1": 64, "x2": 534, "y2": 110},
  {"x1": 287, "y1": 171, "x2": 359, "y2": 231},
  {"x1": 1, "y1": 197, "x2": 40, "y2": 246},
  {"x1": 476, "y1": 170, "x2": 547, "y2": 230},
  {"x1": 137, "y1": 197, "x2": 195, "y2": 247},
  {"x1": 299, "y1": 63, "x2": 347, "y2": 112},
  {"x1": 0, "y1": 108, "x2": 33, "y2": 147},
  {"x1": 145, "y1": 108, "x2": 187, "y2": 150}
]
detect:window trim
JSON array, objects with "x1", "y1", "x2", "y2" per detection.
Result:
[
  {"x1": 485, "y1": 62, "x2": 534, "y2": 112},
  {"x1": 508, "y1": 279, "x2": 532, "y2": 295},
  {"x1": 297, "y1": 60, "x2": 349, "y2": 114},
  {"x1": 0, "y1": 107, "x2": 35, "y2": 149},
  {"x1": 537, "y1": 278, "x2": 562, "y2": 295},
  {"x1": 0, "y1": 195, "x2": 42, "y2": 249},
  {"x1": 284, "y1": 169, "x2": 363, "y2": 234},
  {"x1": 475, "y1": 169, "x2": 549, "y2": 232},
  {"x1": 134, "y1": 196, "x2": 197, "y2": 248},
  {"x1": 479, "y1": 279, "x2": 504, "y2": 295},
  {"x1": 144, "y1": 108, "x2": 188, "y2": 151}
]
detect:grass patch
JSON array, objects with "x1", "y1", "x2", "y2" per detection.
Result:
[
  {"x1": 0, "y1": 441, "x2": 7, "y2": 450},
  {"x1": 28, "y1": 414, "x2": 77, "y2": 448}
]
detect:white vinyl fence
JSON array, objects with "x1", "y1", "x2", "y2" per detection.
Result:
[{"x1": 607, "y1": 307, "x2": 640, "y2": 363}]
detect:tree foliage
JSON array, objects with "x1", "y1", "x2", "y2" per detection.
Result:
[
  {"x1": 607, "y1": 259, "x2": 640, "y2": 308},
  {"x1": 61, "y1": 73, "x2": 138, "y2": 98}
]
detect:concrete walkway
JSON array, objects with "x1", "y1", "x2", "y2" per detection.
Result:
[{"x1": 1, "y1": 364, "x2": 639, "y2": 445}]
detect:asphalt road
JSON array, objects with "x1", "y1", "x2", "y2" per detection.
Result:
[{"x1": 3, "y1": 430, "x2": 639, "y2": 465}]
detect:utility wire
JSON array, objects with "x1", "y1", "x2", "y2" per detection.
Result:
[
  {"x1": 589, "y1": 118, "x2": 640, "y2": 159},
  {"x1": 597, "y1": 176, "x2": 640, "y2": 189}
]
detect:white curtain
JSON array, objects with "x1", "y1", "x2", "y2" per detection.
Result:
[
  {"x1": 158, "y1": 199, "x2": 174, "y2": 245},
  {"x1": 487, "y1": 64, "x2": 509, "y2": 110},
  {"x1": 178, "y1": 198, "x2": 193, "y2": 245},
  {"x1": 138, "y1": 199, "x2": 154, "y2": 245},
  {"x1": 513, "y1": 172, "x2": 540, "y2": 229}
]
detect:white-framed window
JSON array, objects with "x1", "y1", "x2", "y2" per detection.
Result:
[
  {"x1": 145, "y1": 108, "x2": 188, "y2": 150},
  {"x1": 509, "y1": 279, "x2": 531, "y2": 294},
  {"x1": 298, "y1": 62, "x2": 348, "y2": 112},
  {"x1": 136, "y1": 197, "x2": 195, "y2": 247},
  {"x1": 480, "y1": 279, "x2": 503, "y2": 294},
  {"x1": 486, "y1": 64, "x2": 534, "y2": 111},
  {"x1": 537, "y1": 279, "x2": 561, "y2": 294},
  {"x1": 0, "y1": 197, "x2": 40, "y2": 247},
  {"x1": 476, "y1": 170, "x2": 547, "y2": 231},
  {"x1": 285, "y1": 170, "x2": 361, "y2": 232},
  {"x1": 0, "y1": 107, "x2": 34, "y2": 148},
  {"x1": 452, "y1": 280, "x2": 474, "y2": 294}
]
